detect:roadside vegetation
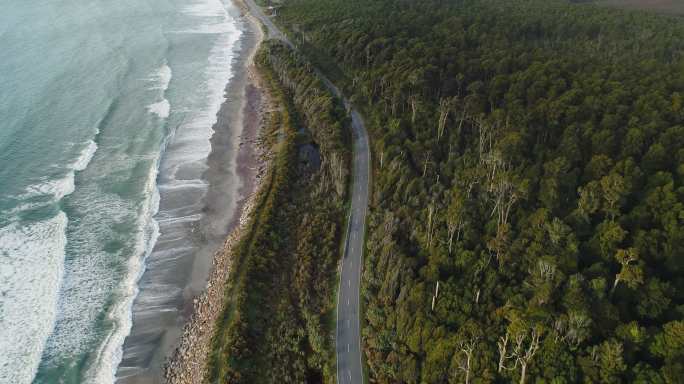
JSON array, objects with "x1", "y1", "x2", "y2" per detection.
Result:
[
  {"x1": 273, "y1": 0, "x2": 684, "y2": 382},
  {"x1": 207, "y1": 40, "x2": 350, "y2": 383}
]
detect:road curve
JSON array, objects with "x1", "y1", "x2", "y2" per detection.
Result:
[{"x1": 241, "y1": 1, "x2": 369, "y2": 383}]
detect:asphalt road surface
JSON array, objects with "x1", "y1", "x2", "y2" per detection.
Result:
[
  {"x1": 242, "y1": 1, "x2": 370, "y2": 382},
  {"x1": 333, "y1": 107, "x2": 370, "y2": 384}
]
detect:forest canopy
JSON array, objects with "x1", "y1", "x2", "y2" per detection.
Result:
[{"x1": 271, "y1": 0, "x2": 684, "y2": 382}]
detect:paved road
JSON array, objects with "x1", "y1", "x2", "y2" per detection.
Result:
[
  {"x1": 242, "y1": 1, "x2": 370, "y2": 383},
  {"x1": 334, "y1": 107, "x2": 370, "y2": 384}
]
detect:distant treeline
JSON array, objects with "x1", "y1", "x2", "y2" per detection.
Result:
[
  {"x1": 274, "y1": 0, "x2": 684, "y2": 382},
  {"x1": 207, "y1": 40, "x2": 350, "y2": 383}
]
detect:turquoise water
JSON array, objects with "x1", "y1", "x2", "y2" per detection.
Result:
[{"x1": 0, "y1": 0, "x2": 241, "y2": 382}]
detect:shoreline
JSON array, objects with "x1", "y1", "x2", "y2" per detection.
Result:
[
  {"x1": 163, "y1": 4, "x2": 268, "y2": 384},
  {"x1": 116, "y1": 3, "x2": 266, "y2": 383}
]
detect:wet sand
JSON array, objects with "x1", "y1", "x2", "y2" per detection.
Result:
[
  {"x1": 163, "y1": 82, "x2": 268, "y2": 383},
  {"x1": 115, "y1": 4, "x2": 264, "y2": 383}
]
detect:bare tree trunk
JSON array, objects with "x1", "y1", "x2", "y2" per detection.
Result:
[
  {"x1": 514, "y1": 328, "x2": 542, "y2": 384},
  {"x1": 431, "y1": 281, "x2": 440, "y2": 311},
  {"x1": 448, "y1": 227, "x2": 455, "y2": 254},
  {"x1": 465, "y1": 354, "x2": 471, "y2": 384},
  {"x1": 410, "y1": 95, "x2": 418, "y2": 124},
  {"x1": 519, "y1": 363, "x2": 527, "y2": 384},
  {"x1": 610, "y1": 276, "x2": 620, "y2": 296},
  {"x1": 498, "y1": 333, "x2": 509, "y2": 373},
  {"x1": 423, "y1": 152, "x2": 430, "y2": 178},
  {"x1": 457, "y1": 336, "x2": 477, "y2": 384},
  {"x1": 427, "y1": 205, "x2": 434, "y2": 248},
  {"x1": 457, "y1": 108, "x2": 466, "y2": 137},
  {"x1": 438, "y1": 99, "x2": 448, "y2": 139}
]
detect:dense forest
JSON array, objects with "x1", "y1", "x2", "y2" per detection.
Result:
[
  {"x1": 207, "y1": 41, "x2": 350, "y2": 383},
  {"x1": 271, "y1": 0, "x2": 684, "y2": 382}
]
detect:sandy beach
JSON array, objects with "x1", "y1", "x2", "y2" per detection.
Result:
[
  {"x1": 163, "y1": 7, "x2": 268, "y2": 383},
  {"x1": 116, "y1": 3, "x2": 266, "y2": 383}
]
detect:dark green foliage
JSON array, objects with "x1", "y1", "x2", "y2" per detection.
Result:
[
  {"x1": 207, "y1": 41, "x2": 350, "y2": 383},
  {"x1": 272, "y1": 0, "x2": 684, "y2": 382}
]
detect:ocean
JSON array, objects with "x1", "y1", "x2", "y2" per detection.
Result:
[{"x1": 0, "y1": 0, "x2": 244, "y2": 382}]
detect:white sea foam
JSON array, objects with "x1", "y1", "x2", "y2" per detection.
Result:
[
  {"x1": 146, "y1": 64, "x2": 173, "y2": 119},
  {"x1": 147, "y1": 99, "x2": 171, "y2": 119},
  {"x1": 0, "y1": 212, "x2": 67, "y2": 384},
  {"x1": 176, "y1": 0, "x2": 242, "y2": 34},
  {"x1": 86, "y1": 164, "x2": 161, "y2": 384},
  {"x1": 151, "y1": 64, "x2": 172, "y2": 91},
  {"x1": 0, "y1": 136, "x2": 98, "y2": 382},
  {"x1": 39, "y1": 157, "x2": 161, "y2": 384},
  {"x1": 73, "y1": 140, "x2": 98, "y2": 171},
  {"x1": 22, "y1": 139, "x2": 98, "y2": 201},
  {"x1": 24, "y1": 176, "x2": 76, "y2": 201},
  {"x1": 79, "y1": 0, "x2": 242, "y2": 381},
  {"x1": 39, "y1": 191, "x2": 133, "y2": 361},
  {"x1": 182, "y1": 1, "x2": 228, "y2": 17},
  {"x1": 158, "y1": 179, "x2": 209, "y2": 188},
  {"x1": 173, "y1": 22, "x2": 236, "y2": 34},
  {"x1": 156, "y1": 213, "x2": 203, "y2": 225},
  {"x1": 166, "y1": 0, "x2": 242, "y2": 173},
  {"x1": 0, "y1": 138, "x2": 98, "y2": 384}
]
